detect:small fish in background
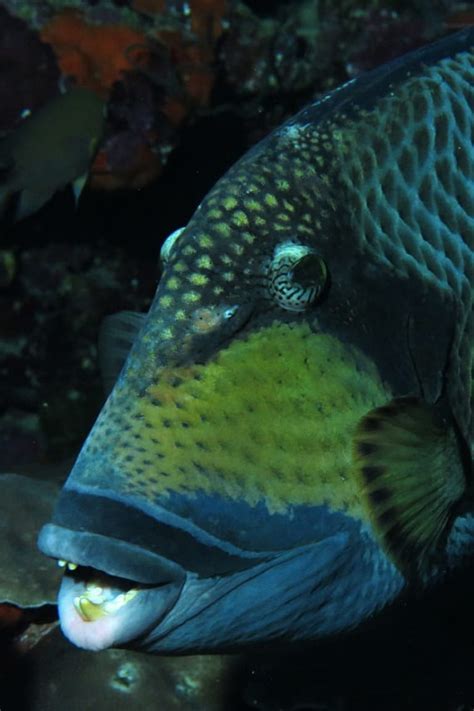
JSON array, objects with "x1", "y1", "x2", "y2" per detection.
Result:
[
  {"x1": 0, "y1": 86, "x2": 105, "y2": 222},
  {"x1": 39, "y1": 28, "x2": 473, "y2": 654}
]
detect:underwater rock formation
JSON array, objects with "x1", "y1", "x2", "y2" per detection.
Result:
[
  {"x1": 0, "y1": 473, "x2": 60, "y2": 608},
  {"x1": 0, "y1": 0, "x2": 450, "y2": 191}
]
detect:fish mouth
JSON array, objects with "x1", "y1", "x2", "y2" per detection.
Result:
[
  {"x1": 38, "y1": 524, "x2": 186, "y2": 651},
  {"x1": 57, "y1": 567, "x2": 183, "y2": 652}
]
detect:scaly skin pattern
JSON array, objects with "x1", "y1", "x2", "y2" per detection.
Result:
[{"x1": 39, "y1": 29, "x2": 473, "y2": 654}]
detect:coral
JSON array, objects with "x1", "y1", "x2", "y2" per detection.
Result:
[
  {"x1": 40, "y1": 2, "x2": 227, "y2": 105},
  {"x1": 90, "y1": 57, "x2": 178, "y2": 189},
  {"x1": 38, "y1": 3, "x2": 229, "y2": 189},
  {"x1": 40, "y1": 10, "x2": 148, "y2": 96},
  {"x1": 132, "y1": 0, "x2": 229, "y2": 108},
  {"x1": 0, "y1": 0, "x2": 453, "y2": 193},
  {"x1": 91, "y1": 133, "x2": 162, "y2": 190},
  {"x1": 221, "y1": 1, "x2": 342, "y2": 98}
]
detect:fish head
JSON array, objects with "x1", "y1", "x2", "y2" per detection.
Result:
[{"x1": 38, "y1": 143, "x2": 410, "y2": 653}]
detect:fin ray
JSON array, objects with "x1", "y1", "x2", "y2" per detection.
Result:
[
  {"x1": 354, "y1": 398, "x2": 466, "y2": 575},
  {"x1": 98, "y1": 311, "x2": 147, "y2": 395}
]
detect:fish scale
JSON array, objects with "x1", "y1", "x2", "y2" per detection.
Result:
[
  {"x1": 335, "y1": 47, "x2": 474, "y2": 445},
  {"x1": 342, "y1": 69, "x2": 473, "y2": 294}
]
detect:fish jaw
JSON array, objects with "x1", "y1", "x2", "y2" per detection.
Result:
[
  {"x1": 58, "y1": 572, "x2": 183, "y2": 652},
  {"x1": 38, "y1": 521, "x2": 187, "y2": 651}
]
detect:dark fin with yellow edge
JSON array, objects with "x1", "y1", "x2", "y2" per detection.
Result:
[
  {"x1": 98, "y1": 311, "x2": 147, "y2": 395},
  {"x1": 354, "y1": 397, "x2": 467, "y2": 577}
]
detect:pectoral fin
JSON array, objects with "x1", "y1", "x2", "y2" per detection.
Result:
[
  {"x1": 354, "y1": 397, "x2": 467, "y2": 576},
  {"x1": 98, "y1": 310, "x2": 147, "y2": 394}
]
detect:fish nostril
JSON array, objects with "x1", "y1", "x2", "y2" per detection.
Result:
[{"x1": 190, "y1": 304, "x2": 239, "y2": 334}]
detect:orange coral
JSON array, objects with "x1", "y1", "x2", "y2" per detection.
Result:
[
  {"x1": 132, "y1": 0, "x2": 227, "y2": 106},
  {"x1": 40, "y1": 2, "x2": 229, "y2": 191},
  {"x1": 90, "y1": 140, "x2": 161, "y2": 190},
  {"x1": 160, "y1": 30, "x2": 215, "y2": 105},
  {"x1": 157, "y1": 4, "x2": 226, "y2": 106},
  {"x1": 40, "y1": 11, "x2": 149, "y2": 96}
]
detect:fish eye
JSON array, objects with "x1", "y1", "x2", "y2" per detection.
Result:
[
  {"x1": 160, "y1": 226, "x2": 185, "y2": 264},
  {"x1": 265, "y1": 241, "x2": 328, "y2": 312}
]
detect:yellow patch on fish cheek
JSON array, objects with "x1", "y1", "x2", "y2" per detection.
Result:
[{"x1": 121, "y1": 324, "x2": 391, "y2": 519}]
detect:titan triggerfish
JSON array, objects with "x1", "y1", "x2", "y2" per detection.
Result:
[{"x1": 39, "y1": 28, "x2": 473, "y2": 653}]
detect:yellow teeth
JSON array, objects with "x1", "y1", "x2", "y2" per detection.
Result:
[
  {"x1": 57, "y1": 560, "x2": 78, "y2": 570},
  {"x1": 73, "y1": 589, "x2": 138, "y2": 622},
  {"x1": 85, "y1": 585, "x2": 104, "y2": 604},
  {"x1": 74, "y1": 597, "x2": 108, "y2": 622}
]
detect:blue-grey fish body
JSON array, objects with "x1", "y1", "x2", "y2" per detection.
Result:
[{"x1": 39, "y1": 29, "x2": 473, "y2": 653}]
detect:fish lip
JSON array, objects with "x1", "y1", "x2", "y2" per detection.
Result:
[
  {"x1": 57, "y1": 569, "x2": 184, "y2": 651},
  {"x1": 38, "y1": 523, "x2": 186, "y2": 585}
]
